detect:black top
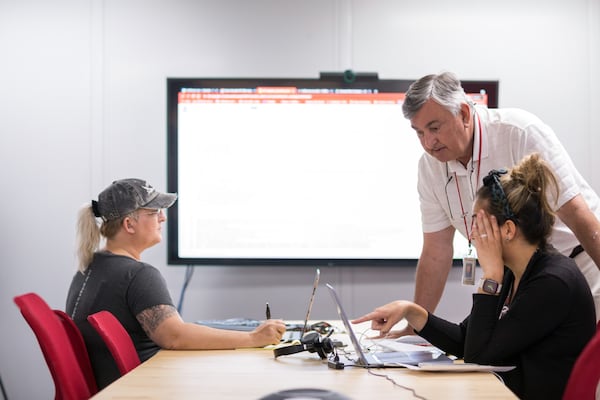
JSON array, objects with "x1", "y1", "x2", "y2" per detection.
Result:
[
  {"x1": 419, "y1": 247, "x2": 596, "y2": 400},
  {"x1": 66, "y1": 251, "x2": 175, "y2": 389}
]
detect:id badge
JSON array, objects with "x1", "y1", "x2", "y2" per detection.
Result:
[{"x1": 462, "y1": 256, "x2": 476, "y2": 286}]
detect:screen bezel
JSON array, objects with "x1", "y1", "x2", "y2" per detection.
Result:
[{"x1": 166, "y1": 75, "x2": 499, "y2": 266}]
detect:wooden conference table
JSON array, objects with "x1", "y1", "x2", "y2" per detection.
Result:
[{"x1": 92, "y1": 322, "x2": 517, "y2": 399}]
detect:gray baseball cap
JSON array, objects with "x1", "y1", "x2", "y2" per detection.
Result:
[{"x1": 92, "y1": 178, "x2": 177, "y2": 221}]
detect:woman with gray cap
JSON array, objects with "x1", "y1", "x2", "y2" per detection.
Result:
[{"x1": 66, "y1": 178, "x2": 286, "y2": 389}]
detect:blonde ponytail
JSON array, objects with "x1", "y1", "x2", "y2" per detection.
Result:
[{"x1": 76, "y1": 204, "x2": 101, "y2": 272}]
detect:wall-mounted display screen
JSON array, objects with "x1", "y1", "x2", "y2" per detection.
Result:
[{"x1": 166, "y1": 74, "x2": 498, "y2": 266}]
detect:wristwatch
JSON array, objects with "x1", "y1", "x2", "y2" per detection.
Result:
[{"x1": 479, "y1": 278, "x2": 502, "y2": 295}]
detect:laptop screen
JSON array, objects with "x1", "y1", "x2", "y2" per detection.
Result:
[
  {"x1": 326, "y1": 283, "x2": 370, "y2": 365},
  {"x1": 301, "y1": 268, "x2": 320, "y2": 333}
]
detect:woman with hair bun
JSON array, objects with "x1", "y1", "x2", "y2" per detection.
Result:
[{"x1": 353, "y1": 154, "x2": 596, "y2": 399}]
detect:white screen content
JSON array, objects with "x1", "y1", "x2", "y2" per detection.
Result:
[{"x1": 174, "y1": 87, "x2": 472, "y2": 262}]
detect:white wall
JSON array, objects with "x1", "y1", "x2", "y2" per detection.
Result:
[{"x1": 0, "y1": 0, "x2": 598, "y2": 398}]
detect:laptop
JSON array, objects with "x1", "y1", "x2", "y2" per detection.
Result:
[
  {"x1": 196, "y1": 269, "x2": 320, "y2": 342},
  {"x1": 282, "y1": 268, "x2": 320, "y2": 342},
  {"x1": 325, "y1": 283, "x2": 453, "y2": 368}
]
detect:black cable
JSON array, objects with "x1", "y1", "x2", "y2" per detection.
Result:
[
  {"x1": 333, "y1": 331, "x2": 428, "y2": 400},
  {"x1": 367, "y1": 369, "x2": 428, "y2": 400},
  {"x1": 177, "y1": 265, "x2": 195, "y2": 314},
  {"x1": 0, "y1": 372, "x2": 8, "y2": 400},
  {"x1": 327, "y1": 355, "x2": 428, "y2": 399}
]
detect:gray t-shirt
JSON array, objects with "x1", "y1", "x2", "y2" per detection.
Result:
[{"x1": 66, "y1": 251, "x2": 174, "y2": 389}]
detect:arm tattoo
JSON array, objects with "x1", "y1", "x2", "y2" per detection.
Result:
[{"x1": 137, "y1": 304, "x2": 178, "y2": 335}]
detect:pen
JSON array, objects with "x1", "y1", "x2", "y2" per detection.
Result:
[{"x1": 266, "y1": 302, "x2": 271, "y2": 319}]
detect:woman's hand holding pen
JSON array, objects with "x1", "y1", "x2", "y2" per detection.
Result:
[
  {"x1": 251, "y1": 319, "x2": 286, "y2": 346},
  {"x1": 241, "y1": 302, "x2": 284, "y2": 346}
]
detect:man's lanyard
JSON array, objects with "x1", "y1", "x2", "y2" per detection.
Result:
[{"x1": 454, "y1": 113, "x2": 483, "y2": 251}]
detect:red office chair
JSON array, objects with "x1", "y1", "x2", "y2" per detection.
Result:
[
  {"x1": 53, "y1": 310, "x2": 98, "y2": 394},
  {"x1": 562, "y1": 321, "x2": 600, "y2": 400},
  {"x1": 14, "y1": 293, "x2": 93, "y2": 400},
  {"x1": 87, "y1": 311, "x2": 141, "y2": 376}
]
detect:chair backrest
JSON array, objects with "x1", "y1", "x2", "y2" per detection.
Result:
[
  {"x1": 87, "y1": 311, "x2": 141, "y2": 376},
  {"x1": 562, "y1": 321, "x2": 600, "y2": 400},
  {"x1": 53, "y1": 309, "x2": 98, "y2": 394},
  {"x1": 14, "y1": 293, "x2": 93, "y2": 400}
]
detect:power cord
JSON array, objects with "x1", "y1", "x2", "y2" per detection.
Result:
[
  {"x1": 0, "y1": 372, "x2": 8, "y2": 400},
  {"x1": 327, "y1": 345, "x2": 345, "y2": 370},
  {"x1": 329, "y1": 332, "x2": 427, "y2": 400},
  {"x1": 326, "y1": 355, "x2": 428, "y2": 400},
  {"x1": 367, "y1": 369, "x2": 428, "y2": 400},
  {"x1": 177, "y1": 265, "x2": 195, "y2": 314}
]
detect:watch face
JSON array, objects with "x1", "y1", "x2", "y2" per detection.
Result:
[{"x1": 483, "y1": 279, "x2": 499, "y2": 294}]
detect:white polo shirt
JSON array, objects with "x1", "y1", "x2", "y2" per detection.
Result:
[{"x1": 417, "y1": 105, "x2": 600, "y2": 256}]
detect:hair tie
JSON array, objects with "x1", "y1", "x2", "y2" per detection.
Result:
[
  {"x1": 482, "y1": 168, "x2": 507, "y2": 182},
  {"x1": 91, "y1": 200, "x2": 102, "y2": 218},
  {"x1": 483, "y1": 169, "x2": 517, "y2": 221}
]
